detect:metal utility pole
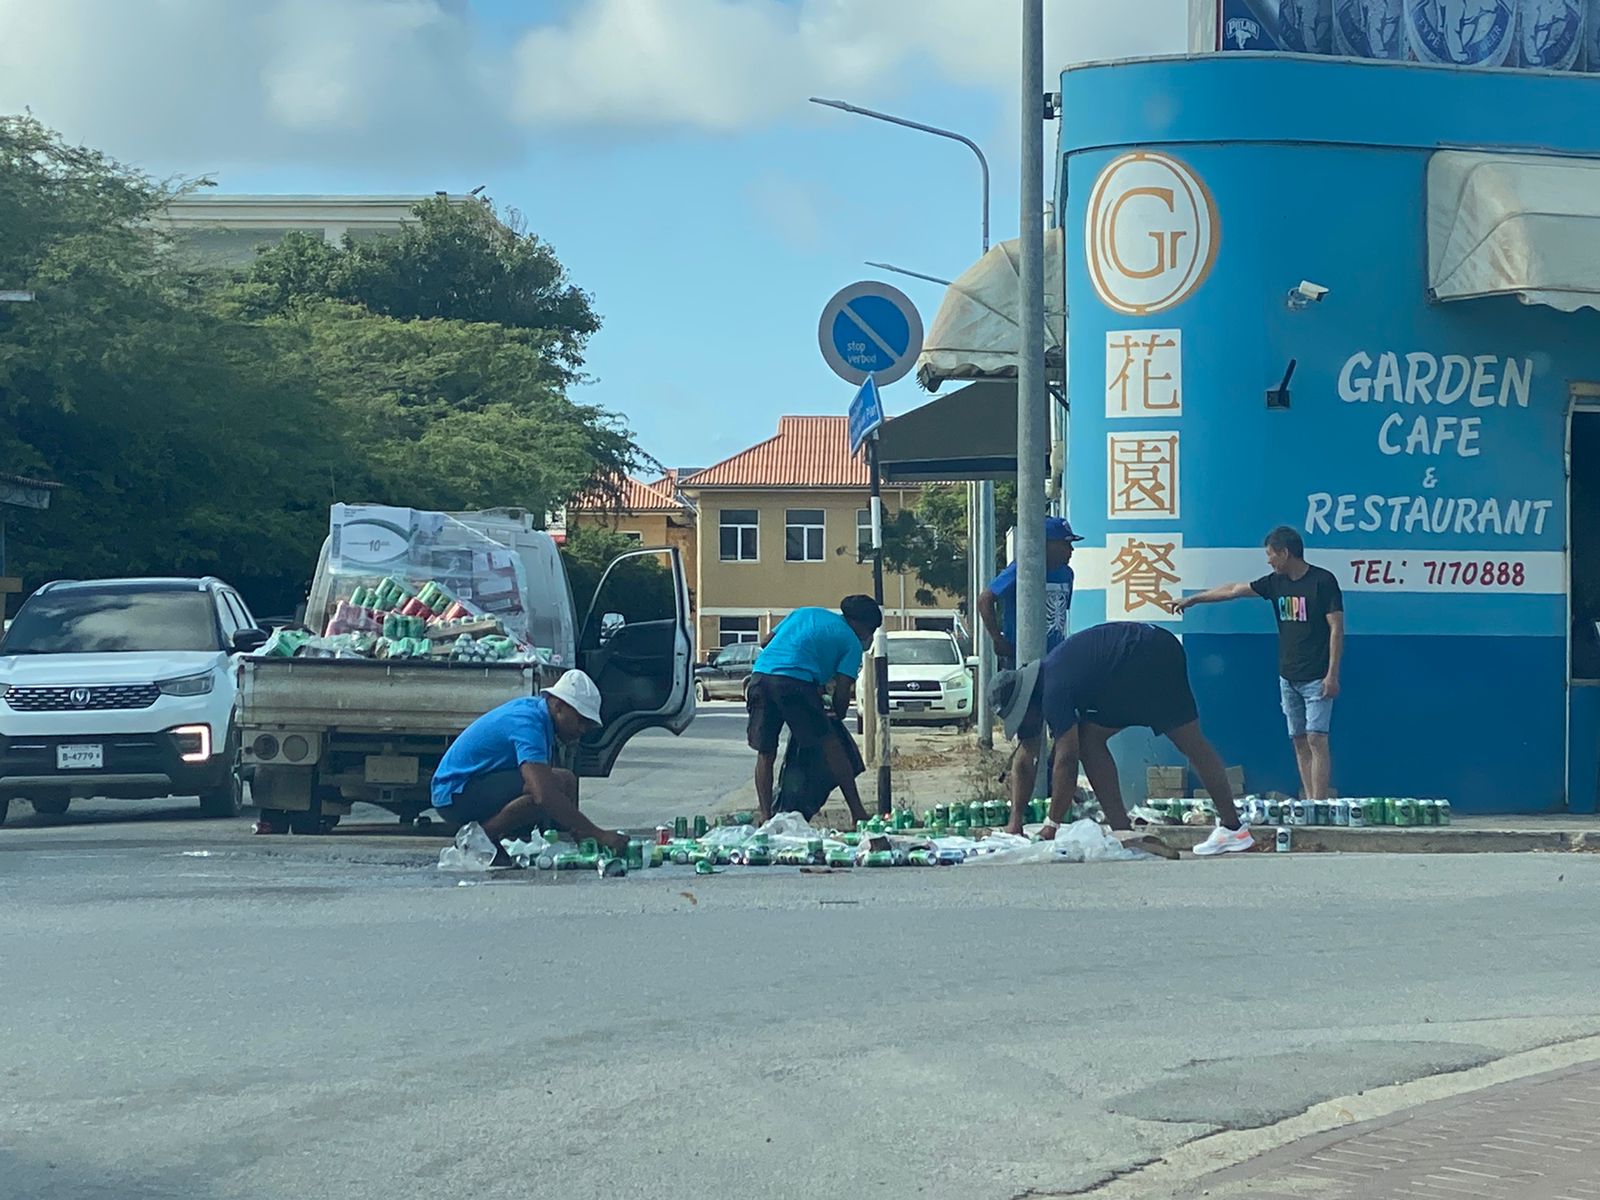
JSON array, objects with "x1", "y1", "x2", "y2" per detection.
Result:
[
  {"x1": 810, "y1": 96, "x2": 998, "y2": 748},
  {"x1": 1014, "y1": 0, "x2": 1048, "y2": 672}
]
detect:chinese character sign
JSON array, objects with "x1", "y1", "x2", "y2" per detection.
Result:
[
  {"x1": 1108, "y1": 432, "x2": 1181, "y2": 519},
  {"x1": 1105, "y1": 329, "x2": 1182, "y2": 417},
  {"x1": 1105, "y1": 535, "x2": 1183, "y2": 623}
]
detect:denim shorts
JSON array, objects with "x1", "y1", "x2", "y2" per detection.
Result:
[{"x1": 1279, "y1": 677, "x2": 1333, "y2": 737}]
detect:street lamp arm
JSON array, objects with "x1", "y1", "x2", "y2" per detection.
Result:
[{"x1": 809, "y1": 97, "x2": 990, "y2": 252}]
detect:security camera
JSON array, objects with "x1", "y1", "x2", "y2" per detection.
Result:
[{"x1": 1287, "y1": 280, "x2": 1329, "y2": 308}]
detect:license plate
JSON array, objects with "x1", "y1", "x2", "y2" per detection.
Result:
[
  {"x1": 56, "y1": 744, "x2": 103, "y2": 770},
  {"x1": 364, "y1": 754, "x2": 419, "y2": 785},
  {"x1": 897, "y1": 701, "x2": 929, "y2": 712}
]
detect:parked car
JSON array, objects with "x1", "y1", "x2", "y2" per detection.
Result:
[
  {"x1": 695, "y1": 641, "x2": 760, "y2": 701},
  {"x1": 0, "y1": 577, "x2": 267, "y2": 825},
  {"x1": 868, "y1": 630, "x2": 976, "y2": 729}
]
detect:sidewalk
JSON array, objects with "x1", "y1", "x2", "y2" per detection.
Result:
[{"x1": 1169, "y1": 1059, "x2": 1600, "y2": 1199}]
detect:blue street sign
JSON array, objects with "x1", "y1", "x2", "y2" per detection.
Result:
[
  {"x1": 849, "y1": 375, "x2": 885, "y2": 455},
  {"x1": 818, "y1": 280, "x2": 925, "y2": 388}
]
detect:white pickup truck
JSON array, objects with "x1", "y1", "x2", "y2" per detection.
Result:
[{"x1": 236, "y1": 508, "x2": 694, "y2": 833}]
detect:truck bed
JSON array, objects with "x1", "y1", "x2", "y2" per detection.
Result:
[{"x1": 237, "y1": 657, "x2": 540, "y2": 736}]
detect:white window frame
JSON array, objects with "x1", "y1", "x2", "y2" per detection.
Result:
[
  {"x1": 718, "y1": 616, "x2": 761, "y2": 647},
  {"x1": 856, "y1": 507, "x2": 873, "y2": 562},
  {"x1": 719, "y1": 509, "x2": 759, "y2": 563},
  {"x1": 785, "y1": 508, "x2": 826, "y2": 563}
]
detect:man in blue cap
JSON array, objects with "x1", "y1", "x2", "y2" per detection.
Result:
[{"x1": 977, "y1": 517, "x2": 1084, "y2": 668}]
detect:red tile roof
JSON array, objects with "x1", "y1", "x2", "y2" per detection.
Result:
[
  {"x1": 684, "y1": 416, "x2": 868, "y2": 489},
  {"x1": 569, "y1": 474, "x2": 684, "y2": 515}
]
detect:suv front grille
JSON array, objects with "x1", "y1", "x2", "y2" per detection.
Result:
[
  {"x1": 891, "y1": 679, "x2": 944, "y2": 694},
  {"x1": 4, "y1": 684, "x2": 161, "y2": 712}
]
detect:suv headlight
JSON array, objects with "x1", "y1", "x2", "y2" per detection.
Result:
[
  {"x1": 945, "y1": 671, "x2": 971, "y2": 688},
  {"x1": 158, "y1": 672, "x2": 215, "y2": 697}
]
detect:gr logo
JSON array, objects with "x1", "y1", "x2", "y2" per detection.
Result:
[{"x1": 1086, "y1": 151, "x2": 1219, "y2": 317}]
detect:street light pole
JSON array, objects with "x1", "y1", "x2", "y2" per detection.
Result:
[
  {"x1": 1015, "y1": 0, "x2": 1048, "y2": 675},
  {"x1": 809, "y1": 99, "x2": 989, "y2": 254},
  {"x1": 810, "y1": 97, "x2": 998, "y2": 748}
]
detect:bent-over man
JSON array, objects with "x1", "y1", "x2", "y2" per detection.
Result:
[{"x1": 991, "y1": 622, "x2": 1254, "y2": 856}]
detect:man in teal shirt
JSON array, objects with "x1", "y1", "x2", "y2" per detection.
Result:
[{"x1": 747, "y1": 594, "x2": 881, "y2": 827}]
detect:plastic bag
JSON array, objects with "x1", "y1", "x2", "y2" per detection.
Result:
[
  {"x1": 437, "y1": 821, "x2": 498, "y2": 871},
  {"x1": 701, "y1": 824, "x2": 757, "y2": 847},
  {"x1": 1055, "y1": 818, "x2": 1142, "y2": 863},
  {"x1": 774, "y1": 717, "x2": 864, "y2": 819}
]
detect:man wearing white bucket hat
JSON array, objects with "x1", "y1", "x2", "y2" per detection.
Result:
[{"x1": 431, "y1": 669, "x2": 626, "y2": 865}]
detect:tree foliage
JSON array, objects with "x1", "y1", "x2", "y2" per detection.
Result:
[
  {"x1": 0, "y1": 117, "x2": 645, "y2": 619},
  {"x1": 880, "y1": 482, "x2": 1018, "y2": 608}
]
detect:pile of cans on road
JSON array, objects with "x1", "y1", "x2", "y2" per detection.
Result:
[{"x1": 1243, "y1": 796, "x2": 1453, "y2": 828}]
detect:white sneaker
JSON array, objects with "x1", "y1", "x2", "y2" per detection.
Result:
[{"x1": 1193, "y1": 824, "x2": 1255, "y2": 856}]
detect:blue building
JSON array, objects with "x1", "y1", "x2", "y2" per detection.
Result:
[{"x1": 1057, "y1": 54, "x2": 1600, "y2": 813}]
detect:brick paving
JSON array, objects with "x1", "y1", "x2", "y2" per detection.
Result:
[{"x1": 1174, "y1": 1060, "x2": 1600, "y2": 1199}]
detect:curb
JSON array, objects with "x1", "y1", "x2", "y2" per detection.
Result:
[
  {"x1": 1152, "y1": 825, "x2": 1589, "y2": 855},
  {"x1": 1059, "y1": 1034, "x2": 1600, "y2": 1199}
]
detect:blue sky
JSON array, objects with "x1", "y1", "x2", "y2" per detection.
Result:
[{"x1": 0, "y1": 0, "x2": 1186, "y2": 470}]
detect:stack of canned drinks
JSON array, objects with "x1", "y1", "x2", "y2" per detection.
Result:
[{"x1": 1237, "y1": 796, "x2": 1452, "y2": 828}]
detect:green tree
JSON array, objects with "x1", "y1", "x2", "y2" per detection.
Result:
[
  {"x1": 879, "y1": 482, "x2": 1017, "y2": 607},
  {"x1": 264, "y1": 302, "x2": 649, "y2": 517},
  {"x1": 239, "y1": 197, "x2": 599, "y2": 380},
  {"x1": 0, "y1": 116, "x2": 336, "y2": 615}
]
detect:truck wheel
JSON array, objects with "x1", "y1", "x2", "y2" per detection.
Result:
[
  {"x1": 30, "y1": 797, "x2": 70, "y2": 816},
  {"x1": 695, "y1": 680, "x2": 709, "y2": 702}
]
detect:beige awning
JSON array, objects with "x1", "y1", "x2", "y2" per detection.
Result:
[
  {"x1": 1429, "y1": 150, "x2": 1600, "y2": 313},
  {"x1": 915, "y1": 228, "x2": 1066, "y2": 390}
]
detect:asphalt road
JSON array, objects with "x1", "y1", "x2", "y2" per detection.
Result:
[{"x1": 5, "y1": 806, "x2": 1600, "y2": 1200}]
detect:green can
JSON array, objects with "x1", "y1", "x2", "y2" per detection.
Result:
[
  {"x1": 934, "y1": 804, "x2": 950, "y2": 824},
  {"x1": 695, "y1": 859, "x2": 717, "y2": 875},
  {"x1": 553, "y1": 851, "x2": 587, "y2": 871},
  {"x1": 908, "y1": 849, "x2": 936, "y2": 867},
  {"x1": 826, "y1": 849, "x2": 855, "y2": 868},
  {"x1": 1437, "y1": 799, "x2": 1452, "y2": 825},
  {"x1": 968, "y1": 801, "x2": 986, "y2": 826},
  {"x1": 864, "y1": 850, "x2": 896, "y2": 867},
  {"x1": 692, "y1": 815, "x2": 709, "y2": 838},
  {"x1": 1394, "y1": 798, "x2": 1417, "y2": 827},
  {"x1": 673, "y1": 815, "x2": 690, "y2": 839},
  {"x1": 625, "y1": 839, "x2": 645, "y2": 870}
]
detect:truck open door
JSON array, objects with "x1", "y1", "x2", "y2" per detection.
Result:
[{"x1": 572, "y1": 545, "x2": 694, "y2": 776}]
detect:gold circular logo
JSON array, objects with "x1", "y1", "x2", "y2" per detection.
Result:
[{"x1": 1086, "y1": 151, "x2": 1219, "y2": 316}]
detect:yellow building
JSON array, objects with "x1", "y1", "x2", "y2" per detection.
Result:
[{"x1": 682, "y1": 416, "x2": 955, "y2": 653}]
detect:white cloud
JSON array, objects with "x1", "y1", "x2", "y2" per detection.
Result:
[
  {"x1": 0, "y1": 0, "x2": 1188, "y2": 165},
  {"x1": 512, "y1": 0, "x2": 1189, "y2": 132},
  {"x1": 0, "y1": 0, "x2": 517, "y2": 169}
]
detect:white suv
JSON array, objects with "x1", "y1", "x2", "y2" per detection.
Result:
[{"x1": 0, "y1": 577, "x2": 265, "y2": 824}]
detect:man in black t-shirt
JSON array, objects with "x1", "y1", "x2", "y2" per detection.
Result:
[
  {"x1": 1171, "y1": 526, "x2": 1345, "y2": 801},
  {"x1": 990, "y1": 622, "x2": 1255, "y2": 857}
]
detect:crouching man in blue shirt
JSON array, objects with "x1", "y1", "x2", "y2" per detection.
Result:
[{"x1": 431, "y1": 669, "x2": 626, "y2": 867}]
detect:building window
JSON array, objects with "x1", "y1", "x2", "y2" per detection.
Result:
[
  {"x1": 785, "y1": 509, "x2": 825, "y2": 562},
  {"x1": 719, "y1": 509, "x2": 758, "y2": 561},
  {"x1": 719, "y1": 617, "x2": 760, "y2": 647},
  {"x1": 857, "y1": 507, "x2": 873, "y2": 561},
  {"x1": 620, "y1": 531, "x2": 643, "y2": 544}
]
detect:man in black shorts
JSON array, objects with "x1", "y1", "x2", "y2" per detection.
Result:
[
  {"x1": 990, "y1": 622, "x2": 1254, "y2": 856},
  {"x1": 746, "y1": 595, "x2": 882, "y2": 827}
]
